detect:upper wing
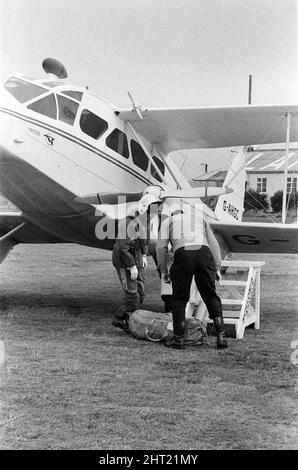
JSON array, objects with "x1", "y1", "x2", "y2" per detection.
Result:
[
  {"x1": 211, "y1": 220, "x2": 298, "y2": 254},
  {"x1": 117, "y1": 104, "x2": 298, "y2": 153}
]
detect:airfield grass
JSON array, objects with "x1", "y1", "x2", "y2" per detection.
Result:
[{"x1": 0, "y1": 244, "x2": 297, "y2": 450}]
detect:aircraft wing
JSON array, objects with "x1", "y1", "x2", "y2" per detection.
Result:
[
  {"x1": 0, "y1": 212, "x2": 62, "y2": 243},
  {"x1": 211, "y1": 220, "x2": 298, "y2": 254},
  {"x1": 117, "y1": 104, "x2": 298, "y2": 153}
]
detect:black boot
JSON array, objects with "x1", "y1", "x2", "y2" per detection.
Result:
[
  {"x1": 165, "y1": 318, "x2": 185, "y2": 349},
  {"x1": 213, "y1": 316, "x2": 228, "y2": 349},
  {"x1": 112, "y1": 312, "x2": 129, "y2": 332},
  {"x1": 164, "y1": 335, "x2": 185, "y2": 349}
]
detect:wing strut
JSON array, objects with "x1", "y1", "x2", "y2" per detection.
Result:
[
  {"x1": 0, "y1": 222, "x2": 26, "y2": 243},
  {"x1": 282, "y1": 112, "x2": 291, "y2": 224},
  {"x1": 154, "y1": 148, "x2": 183, "y2": 189},
  {"x1": 126, "y1": 121, "x2": 167, "y2": 184}
]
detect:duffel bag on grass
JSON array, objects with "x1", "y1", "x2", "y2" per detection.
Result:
[
  {"x1": 128, "y1": 310, "x2": 207, "y2": 346},
  {"x1": 128, "y1": 310, "x2": 171, "y2": 342}
]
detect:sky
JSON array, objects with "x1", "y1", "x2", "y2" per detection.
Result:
[{"x1": 0, "y1": 0, "x2": 297, "y2": 178}]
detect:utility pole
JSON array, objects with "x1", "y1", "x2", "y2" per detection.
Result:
[
  {"x1": 201, "y1": 163, "x2": 208, "y2": 197},
  {"x1": 248, "y1": 74, "x2": 252, "y2": 105}
]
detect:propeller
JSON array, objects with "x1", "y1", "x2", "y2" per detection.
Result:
[
  {"x1": 75, "y1": 185, "x2": 233, "y2": 208},
  {"x1": 42, "y1": 58, "x2": 68, "y2": 79}
]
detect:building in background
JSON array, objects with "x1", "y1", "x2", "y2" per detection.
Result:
[
  {"x1": 245, "y1": 148, "x2": 298, "y2": 198},
  {"x1": 191, "y1": 148, "x2": 298, "y2": 200},
  {"x1": 191, "y1": 168, "x2": 227, "y2": 188}
]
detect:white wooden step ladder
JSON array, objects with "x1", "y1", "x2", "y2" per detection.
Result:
[{"x1": 185, "y1": 260, "x2": 265, "y2": 339}]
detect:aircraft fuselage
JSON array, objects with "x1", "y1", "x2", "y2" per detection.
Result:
[{"x1": 0, "y1": 75, "x2": 175, "y2": 248}]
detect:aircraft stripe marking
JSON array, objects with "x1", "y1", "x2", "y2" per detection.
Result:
[
  {"x1": 1, "y1": 106, "x2": 150, "y2": 185},
  {"x1": 0, "y1": 107, "x2": 153, "y2": 186}
]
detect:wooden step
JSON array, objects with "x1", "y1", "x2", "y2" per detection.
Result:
[
  {"x1": 222, "y1": 310, "x2": 242, "y2": 318},
  {"x1": 219, "y1": 280, "x2": 247, "y2": 286},
  {"x1": 206, "y1": 318, "x2": 239, "y2": 325},
  {"x1": 221, "y1": 261, "x2": 265, "y2": 268},
  {"x1": 221, "y1": 299, "x2": 243, "y2": 305}
]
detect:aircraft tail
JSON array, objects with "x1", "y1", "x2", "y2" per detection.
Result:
[{"x1": 214, "y1": 148, "x2": 246, "y2": 222}]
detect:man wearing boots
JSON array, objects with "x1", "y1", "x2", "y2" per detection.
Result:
[
  {"x1": 156, "y1": 200, "x2": 228, "y2": 349},
  {"x1": 112, "y1": 211, "x2": 148, "y2": 331}
]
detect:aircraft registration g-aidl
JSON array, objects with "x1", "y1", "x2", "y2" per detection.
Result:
[{"x1": 0, "y1": 58, "x2": 298, "y2": 266}]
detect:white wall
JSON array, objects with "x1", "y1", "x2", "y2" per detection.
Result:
[{"x1": 246, "y1": 172, "x2": 298, "y2": 198}]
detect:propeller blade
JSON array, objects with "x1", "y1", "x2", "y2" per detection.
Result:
[{"x1": 161, "y1": 186, "x2": 233, "y2": 199}]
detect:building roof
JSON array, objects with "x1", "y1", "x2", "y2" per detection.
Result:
[
  {"x1": 192, "y1": 168, "x2": 227, "y2": 182},
  {"x1": 245, "y1": 148, "x2": 298, "y2": 173},
  {"x1": 191, "y1": 149, "x2": 298, "y2": 184}
]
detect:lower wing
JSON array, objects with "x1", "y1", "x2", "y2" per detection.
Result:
[
  {"x1": 0, "y1": 212, "x2": 62, "y2": 243},
  {"x1": 211, "y1": 221, "x2": 298, "y2": 254}
]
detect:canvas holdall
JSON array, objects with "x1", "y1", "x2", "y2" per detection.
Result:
[
  {"x1": 128, "y1": 310, "x2": 206, "y2": 346},
  {"x1": 128, "y1": 310, "x2": 171, "y2": 342}
]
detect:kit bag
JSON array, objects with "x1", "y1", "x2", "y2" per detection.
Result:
[
  {"x1": 128, "y1": 310, "x2": 206, "y2": 346},
  {"x1": 128, "y1": 310, "x2": 171, "y2": 342}
]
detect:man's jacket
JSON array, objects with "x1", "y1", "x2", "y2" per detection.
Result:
[{"x1": 112, "y1": 216, "x2": 148, "y2": 269}]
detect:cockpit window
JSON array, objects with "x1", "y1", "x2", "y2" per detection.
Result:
[
  {"x1": 106, "y1": 128, "x2": 129, "y2": 158},
  {"x1": 80, "y1": 109, "x2": 108, "y2": 139},
  {"x1": 61, "y1": 90, "x2": 83, "y2": 101},
  {"x1": 57, "y1": 95, "x2": 79, "y2": 126},
  {"x1": 27, "y1": 94, "x2": 57, "y2": 119},
  {"x1": 4, "y1": 77, "x2": 47, "y2": 104},
  {"x1": 150, "y1": 156, "x2": 165, "y2": 182},
  {"x1": 130, "y1": 140, "x2": 149, "y2": 172}
]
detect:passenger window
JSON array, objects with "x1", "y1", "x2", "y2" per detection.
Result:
[
  {"x1": 130, "y1": 140, "x2": 149, "y2": 172},
  {"x1": 106, "y1": 129, "x2": 129, "y2": 159},
  {"x1": 5, "y1": 77, "x2": 47, "y2": 103},
  {"x1": 80, "y1": 109, "x2": 108, "y2": 139},
  {"x1": 150, "y1": 156, "x2": 165, "y2": 182},
  {"x1": 27, "y1": 94, "x2": 57, "y2": 119},
  {"x1": 57, "y1": 95, "x2": 79, "y2": 126}
]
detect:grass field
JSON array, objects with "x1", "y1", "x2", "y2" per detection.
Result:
[{"x1": 0, "y1": 244, "x2": 297, "y2": 450}]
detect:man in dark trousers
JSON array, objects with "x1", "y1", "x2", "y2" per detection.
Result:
[
  {"x1": 157, "y1": 200, "x2": 228, "y2": 349},
  {"x1": 112, "y1": 211, "x2": 148, "y2": 331}
]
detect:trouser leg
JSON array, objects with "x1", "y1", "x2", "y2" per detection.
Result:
[
  {"x1": 161, "y1": 295, "x2": 172, "y2": 313},
  {"x1": 194, "y1": 247, "x2": 228, "y2": 348},
  {"x1": 114, "y1": 268, "x2": 138, "y2": 320},
  {"x1": 161, "y1": 270, "x2": 173, "y2": 313},
  {"x1": 193, "y1": 247, "x2": 223, "y2": 320},
  {"x1": 170, "y1": 249, "x2": 195, "y2": 339},
  {"x1": 137, "y1": 268, "x2": 145, "y2": 305}
]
